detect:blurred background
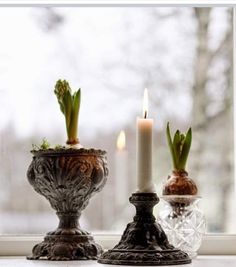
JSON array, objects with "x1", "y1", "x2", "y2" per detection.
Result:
[{"x1": 0, "y1": 7, "x2": 233, "y2": 234}]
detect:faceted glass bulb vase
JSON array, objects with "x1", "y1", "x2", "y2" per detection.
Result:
[
  {"x1": 27, "y1": 148, "x2": 108, "y2": 261},
  {"x1": 158, "y1": 195, "x2": 206, "y2": 259}
]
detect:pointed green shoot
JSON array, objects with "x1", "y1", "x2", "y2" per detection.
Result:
[
  {"x1": 63, "y1": 90, "x2": 72, "y2": 134},
  {"x1": 173, "y1": 130, "x2": 180, "y2": 166},
  {"x1": 178, "y1": 128, "x2": 192, "y2": 170},
  {"x1": 68, "y1": 89, "x2": 81, "y2": 143},
  {"x1": 166, "y1": 122, "x2": 177, "y2": 169}
]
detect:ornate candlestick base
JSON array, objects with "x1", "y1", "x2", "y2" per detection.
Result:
[{"x1": 98, "y1": 193, "x2": 191, "y2": 266}]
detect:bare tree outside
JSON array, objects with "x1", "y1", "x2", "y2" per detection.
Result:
[{"x1": 0, "y1": 7, "x2": 233, "y2": 234}]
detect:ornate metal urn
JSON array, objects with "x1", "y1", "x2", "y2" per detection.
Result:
[{"x1": 27, "y1": 148, "x2": 108, "y2": 261}]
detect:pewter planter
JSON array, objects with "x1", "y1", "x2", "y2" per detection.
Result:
[{"x1": 27, "y1": 148, "x2": 108, "y2": 261}]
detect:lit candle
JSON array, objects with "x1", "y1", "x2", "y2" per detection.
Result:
[
  {"x1": 115, "y1": 131, "x2": 128, "y2": 206},
  {"x1": 137, "y1": 89, "x2": 155, "y2": 192}
]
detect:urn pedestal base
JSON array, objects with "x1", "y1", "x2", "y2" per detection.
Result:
[
  {"x1": 27, "y1": 212, "x2": 103, "y2": 261},
  {"x1": 27, "y1": 233, "x2": 102, "y2": 261},
  {"x1": 98, "y1": 193, "x2": 191, "y2": 266}
]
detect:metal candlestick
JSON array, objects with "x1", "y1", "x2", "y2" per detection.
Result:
[{"x1": 98, "y1": 192, "x2": 191, "y2": 266}]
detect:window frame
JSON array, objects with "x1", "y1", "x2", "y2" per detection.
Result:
[
  {"x1": 1, "y1": 1, "x2": 235, "y2": 7},
  {"x1": 0, "y1": 1, "x2": 234, "y2": 256}
]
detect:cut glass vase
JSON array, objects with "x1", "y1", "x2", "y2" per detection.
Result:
[{"x1": 158, "y1": 195, "x2": 206, "y2": 259}]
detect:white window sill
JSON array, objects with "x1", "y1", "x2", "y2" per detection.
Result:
[
  {"x1": 0, "y1": 256, "x2": 235, "y2": 266},
  {"x1": 0, "y1": 234, "x2": 236, "y2": 256}
]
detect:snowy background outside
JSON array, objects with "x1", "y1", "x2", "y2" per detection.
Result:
[{"x1": 0, "y1": 7, "x2": 233, "y2": 234}]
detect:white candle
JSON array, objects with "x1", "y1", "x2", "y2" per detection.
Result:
[
  {"x1": 115, "y1": 131, "x2": 128, "y2": 206},
  {"x1": 137, "y1": 88, "x2": 155, "y2": 193}
]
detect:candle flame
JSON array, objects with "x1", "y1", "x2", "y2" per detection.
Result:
[
  {"x1": 143, "y1": 88, "x2": 148, "y2": 118},
  {"x1": 117, "y1": 130, "x2": 126, "y2": 151}
]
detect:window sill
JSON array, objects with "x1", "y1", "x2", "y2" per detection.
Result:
[
  {"x1": 0, "y1": 255, "x2": 236, "y2": 266},
  {"x1": 0, "y1": 234, "x2": 235, "y2": 256}
]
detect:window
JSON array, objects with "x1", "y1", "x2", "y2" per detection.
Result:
[{"x1": 0, "y1": 7, "x2": 233, "y2": 235}]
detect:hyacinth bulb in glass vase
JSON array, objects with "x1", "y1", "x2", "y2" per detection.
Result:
[
  {"x1": 158, "y1": 123, "x2": 206, "y2": 259},
  {"x1": 27, "y1": 80, "x2": 108, "y2": 261}
]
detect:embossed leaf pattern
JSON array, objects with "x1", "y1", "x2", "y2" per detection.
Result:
[{"x1": 27, "y1": 151, "x2": 108, "y2": 213}]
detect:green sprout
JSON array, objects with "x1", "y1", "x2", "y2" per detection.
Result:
[
  {"x1": 40, "y1": 138, "x2": 50, "y2": 149},
  {"x1": 54, "y1": 79, "x2": 81, "y2": 145},
  {"x1": 54, "y1": 144, "x2": 64, "y2": 150},
  {"x1": 32, "y1": 138, "x2": 50, "y2": 150},
  {"x1": 166, "y1": 122, "x2": 192, "y2": 171}
]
